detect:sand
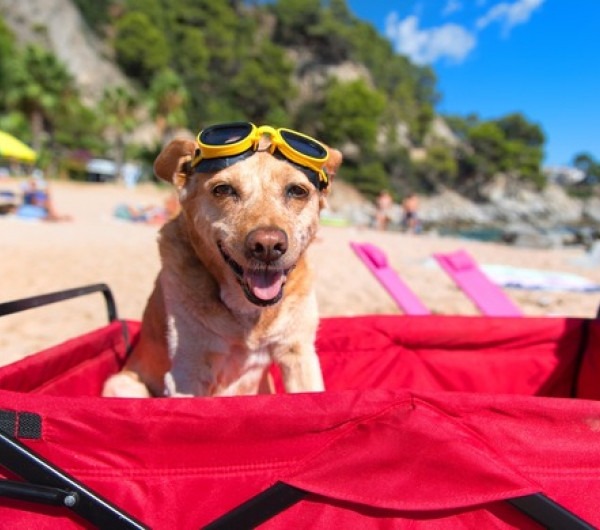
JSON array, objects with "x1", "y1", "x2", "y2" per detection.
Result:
[{"x1": 1, "y1": 178, "x2": 599, "y2": 367}]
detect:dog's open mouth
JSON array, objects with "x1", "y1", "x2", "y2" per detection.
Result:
[{"x1": 219, "y1": 244, "x2": 290, "y2": 306}]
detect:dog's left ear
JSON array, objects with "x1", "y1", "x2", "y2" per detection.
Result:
[
  {"x1": 323, "y1": 147, "x2": 342, "y2": 191},
  {"x1": 320, "y1": 147, "x2": 343, "y2": 207},
  {"x1": 154, "y1": 139, "x2": 197, "y2": 189}
]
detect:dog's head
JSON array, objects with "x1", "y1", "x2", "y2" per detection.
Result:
[{"x1": 154, "y1": 132, "x2": 342, "y2": 308}]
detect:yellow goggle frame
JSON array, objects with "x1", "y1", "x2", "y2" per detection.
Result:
[{"x1": 192, "y1": 122, "x2": 330, "y2": 190}]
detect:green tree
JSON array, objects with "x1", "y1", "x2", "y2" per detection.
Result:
[
  {"x1": 100, "y1": 86, "x2": 138, "y2": 179},
  {"x1": 319, "y1": 79, "x2": 386, "y2": 153},
  {"x1": 229, "y1": 41, "x2": 295, "y2": 124},
  {"x1": 71, "y1": 0, "x2": 112, "y2": 33},
  {"x1": 162, "y1": 0, "x2": 255, "y2": 126},
  {"x1": 0, "y1": 18, "x2": 17, "y2": 106},
  {"x1": 114, "y1": 12, "x2": 170, "y2": 87},
  {"x1": 147, "y1": 68, "x2": 189, "y2": 145},
  {"x1": 467, "y1": 121, "x2": 506, "y2": 176},
  {"x1": 443, "y1": 113, "x2": 478, "y2": 142},
  {"x1": 6, "y1": 44, "x2": 75, "y2": 151},
  {"x1": 344, "y1": 21, "x2": 438, "y2": 144},
  {"x1": 496, "y1": 113, "x2": 545, "y2": 147},
  {"x1": 414, "y1": 143, "x2": 458, "y2": 191},
  {"x1": 175, "y1": 0, "x2": 248, "y2": 75},
  {"x1": 328, "y1": 0, "x2": 353, "y2": 23},
  {"x1": 53, "y1": 101, "x2": 104, "y2": 153},
  {"x1": 316, "y1": 79, "x2": 388, "y2": 195},
  {"x1": 343, "y1": 159, "x2": 390, "y2": 198},
  {"x1": 495, "y1": 113, "x2": 545, "y2": 185},
  {"x1": 271, "y1": 0, "x2": 322, "y2": 45},
  {"x1": 573, "y1": 152, "x2": 600, "y2": 183},
  {"x1": 448, "y1": 113, "x2": 546, "y2": 188}
]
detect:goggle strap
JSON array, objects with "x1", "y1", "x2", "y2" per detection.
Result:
[{"x1": 192, "y1": 150, "x2": 255, "y2": 173}]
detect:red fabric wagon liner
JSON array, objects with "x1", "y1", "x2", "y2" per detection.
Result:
[{"x1": 0, "y1": 285, "x2": 599, "y2": 528}]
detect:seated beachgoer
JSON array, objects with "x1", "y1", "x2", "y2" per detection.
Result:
[{"x1": 16, "y1": 177, "x2": 72, "y2": 221}]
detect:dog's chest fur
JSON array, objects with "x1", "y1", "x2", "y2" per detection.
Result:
[
  {"x1": 164, "y1": 312, "x2": 272, "y2": 396},
  {"x1": 159, "y1": 261, "x2": 315, "y2": 397}
]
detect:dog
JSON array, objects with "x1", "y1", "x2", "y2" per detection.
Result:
[{"x1": 102, "y1": 125, "x2": 342, "y2": 397}]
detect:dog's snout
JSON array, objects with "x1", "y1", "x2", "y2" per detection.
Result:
[{"x1": 246, "y1": 227, "x2": 288, "y2": 263}]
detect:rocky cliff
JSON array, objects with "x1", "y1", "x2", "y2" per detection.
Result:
[{"x1": 0, "y1": 0, "x2": 129, "y2": 104}]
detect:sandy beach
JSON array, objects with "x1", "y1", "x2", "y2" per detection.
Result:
[{"x1": 1, "y1": 178, "x2": 599, "y2": 367}]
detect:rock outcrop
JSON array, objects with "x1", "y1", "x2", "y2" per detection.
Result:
[{"x1": 0, "y1": 0, "x2": 129, "y2": 104}]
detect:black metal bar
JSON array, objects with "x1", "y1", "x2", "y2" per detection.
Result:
[
  {"x1": 203, "y1": 482, "x2": 597, "y2": 530},
  {"x1": 0, "y1": 284, "x2": 118, "y2": 323},
  {"x1": 507, "y1": 493, "x2": 596, "y2": 530},
  {"x1": 0, "y1": 479, "x2": 77, "y2": 506},
  {"x1": 0, "y1": 429, "x2": 148, "y2": 529},
  {"x1": 202, "y1": 482, "x2": 307, "y2": 530}
]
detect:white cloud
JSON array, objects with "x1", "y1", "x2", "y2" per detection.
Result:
[
  {"x1": 385, "y1": 13, "x2": 476, "y2": 65},
  {"x1": 442, "y1": 0, "x2": 463, "y2": 16},
  {"x1": 476, "y1": 0, "x2": 545, "y2": 34}
]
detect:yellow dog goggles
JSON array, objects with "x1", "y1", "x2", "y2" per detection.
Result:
[{"x1": 191, "y1": 122, "x2": 330, "y2": 190}]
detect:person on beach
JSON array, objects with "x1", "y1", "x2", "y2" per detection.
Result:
[
  {"x1": 401, "y1": 192, "x2": 420, "y2": 233},
  {"x1": 17, "y1": 176, "x2": 72, "y2": 222},
  {"x1": 114, "y1": 192, "x2": 180, "y2": 225},
  {"x1": 375, "y1": 189, "x2": 394, "y2": 230}
]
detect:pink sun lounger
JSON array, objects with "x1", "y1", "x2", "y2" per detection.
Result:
[
  {"x1": 350, "y1": 241, "x2": 430, "y2": 315},
  {"x1": 434, "y1": 249, "x2": 523, "y2": 317}
]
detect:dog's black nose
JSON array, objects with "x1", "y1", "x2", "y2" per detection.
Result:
[{"x1": 246, "y1": 227, "x2": 288, "y2": 263}]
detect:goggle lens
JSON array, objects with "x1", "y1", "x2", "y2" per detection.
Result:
[
  {"x1": 200, "y1": 122, "x2": 253, "y2": 146},
  {"x1": 280, "y1": 130, "x2": 327, "y2": 160}
]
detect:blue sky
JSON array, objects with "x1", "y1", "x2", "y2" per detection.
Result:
[{"x1": 346, "y1": 0, "x2": 600, "y2": 167}]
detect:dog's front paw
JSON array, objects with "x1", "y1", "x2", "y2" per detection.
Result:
[{"x1": 102, "y1": 371, "x2": 152, "y2": 398}]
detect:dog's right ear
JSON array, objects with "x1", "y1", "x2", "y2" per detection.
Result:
[{"x1": 153, "y1": 139, "x2": 198, "y2": 189}]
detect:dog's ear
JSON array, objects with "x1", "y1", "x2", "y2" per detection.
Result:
[
  {"x1": 322, "y1": 146, "x2": 342, "y2": 194},
  {"x1": 324, "y1": 147, "x2": 342, "y2": 185},
  {"x1": 154, "y1": 139, "x2": 198, "y2": 189}
]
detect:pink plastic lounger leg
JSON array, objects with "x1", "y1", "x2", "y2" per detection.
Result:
[
  {"x1": 434, "y1": 249, "x2": 523, "y2": 317},
  {"x1": 350, "y1": 242, "x2": 430, "y2": 315}
]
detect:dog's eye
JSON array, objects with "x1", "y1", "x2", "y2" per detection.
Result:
[
  {"x1": 286, "y1": 184, "x2": 309, "y2": 199},
  {"x1": 212, "y1": 184, "x2": 237, "y2": 198}
]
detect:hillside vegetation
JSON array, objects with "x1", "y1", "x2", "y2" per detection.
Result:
[{"x1": 0, "y1": 0, "x2": 579, "y2": 198}]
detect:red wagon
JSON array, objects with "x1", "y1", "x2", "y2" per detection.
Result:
[{"x1": 0, "y1": 284, "x2": 599, "y2": 529}]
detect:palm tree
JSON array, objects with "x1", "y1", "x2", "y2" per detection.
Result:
[
  {"x1": 100, "y1": 85, "x2": 138, "y2": 180},
  {"x1": 147, "y1": 68, "x2": 189, "y2": 145},
  {"x1": 6, "y1": 45, "x2": 75, "y2": 152}
]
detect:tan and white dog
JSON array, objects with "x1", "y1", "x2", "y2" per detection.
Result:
[{"x1": 102, "y1": 132, "x2": 342, "y2": 398}]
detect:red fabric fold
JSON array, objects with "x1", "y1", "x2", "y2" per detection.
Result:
[{"x1": 283, "y1": 396, "x2": 537, "y2": 511}]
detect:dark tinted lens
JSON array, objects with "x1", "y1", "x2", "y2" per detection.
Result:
[
  {"x1": 200, "y1": 122, "x2": 252, "y2": 146},
  {"x1": 281, "y1": 130, "x2": 327, "y2": 159}
]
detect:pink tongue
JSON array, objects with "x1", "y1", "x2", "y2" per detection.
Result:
[{"x1": 246, "y1": 269, "x2": 285, "y2": 300}]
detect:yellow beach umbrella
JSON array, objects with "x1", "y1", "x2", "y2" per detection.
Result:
[{"x1": 0, "y1": 130, "x2": 37, "y2": 163}]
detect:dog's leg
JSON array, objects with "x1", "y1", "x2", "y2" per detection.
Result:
[
  {"x1": 102, "y1": 370, "x2": 152, "y2": 398},
  {"x1": 102, "y1": 279, "x2": 170, "y2": 397},
  {"x1": 275, "y1": 345, "x2": 325, "y2": 393}
]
